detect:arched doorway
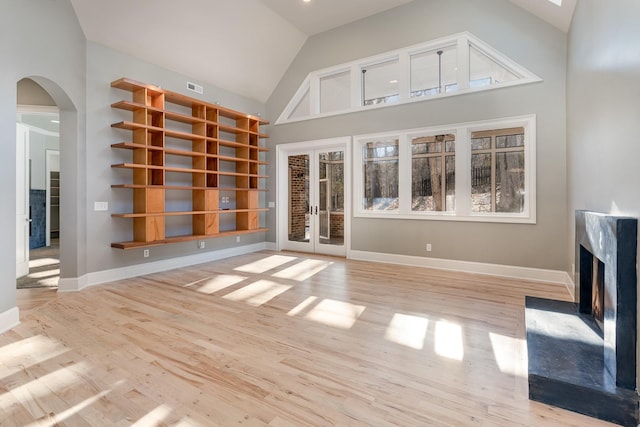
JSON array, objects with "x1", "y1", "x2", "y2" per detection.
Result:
[
  {"x1": 16, "y1": 79, "x2": 60, "y2": 288},
  {"x1": 14, "y1": 76, "x2": 83, "y2": 292}
]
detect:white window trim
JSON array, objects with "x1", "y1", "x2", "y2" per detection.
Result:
[
  {"x1": 353, "y1": 115, "x2": 537, "y2": 224},
  {"x1": 276, "y1": 32, "x2": 542, "y2": 125}
]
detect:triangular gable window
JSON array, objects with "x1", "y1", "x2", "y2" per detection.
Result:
[
  {"x1": 277, "y1": 32, "x2": 541, "y2": 124},
  {"x1": 288, "y1": 81, "x2": 311, "y2": 120}
]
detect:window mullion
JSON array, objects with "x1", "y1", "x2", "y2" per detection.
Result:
[
  {"x1": 455, "y1": 127, "x2": 471, "y2": 216},
  {"x1": 491, "y1": 137, "x2": 496, "y2": 212},
  {"x1": 398, "y1": 134, "x2": 411, "y2": 214}
]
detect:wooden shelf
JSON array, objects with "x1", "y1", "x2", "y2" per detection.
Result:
[
  {"x1": 111, "y1": 228, "x2": 269, "y2": 250},
  {"x1": 112, "y1": 208, "x2": 269, "y2": 218},
  {"x1": 111, "y1": 184, "x2": 268, "y2": 192},
  {"x1": 110, "y1": 77, "x2": 269, "y2": 249}
]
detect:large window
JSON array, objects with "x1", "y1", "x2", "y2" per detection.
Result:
[
  {"x1": 471, "y1": 128, "x2": 525, "y2": 213},
  {"x1": 354, "y1": 115, "x2": 536, "y2": 223},
  {"x1": 362, "y1": 139, "x2": 399, "y2": 211},
  {"x1": 277, "y1": 32, "x2": 541, "y2": 124},
  {"x1": 411, "y1": 134, "x2": 455, "y2": 212}
]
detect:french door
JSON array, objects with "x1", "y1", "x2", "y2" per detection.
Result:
[{"x1": 278, "y1": 138, "x2": 349, "y2": 256}]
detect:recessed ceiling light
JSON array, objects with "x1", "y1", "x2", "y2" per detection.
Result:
[
  {"x1": 303, "y1": 0, "x2": 311, "y2": 3},
  {"x1": 547, "y1": 0, "x2": 562, "y2": 6},
  {"x1": 389, "y1": 79, "x2": 398, "y2": 84},
  {"x1": 50, "y1": 120, "x2": 60, "y2": 123}
]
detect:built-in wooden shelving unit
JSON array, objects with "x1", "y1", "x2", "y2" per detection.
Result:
[{"x1": 110, "y1": 77, "x2": 269, "y2": 250}]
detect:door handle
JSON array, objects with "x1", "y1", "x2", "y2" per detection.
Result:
[
  {"x1": 309, "y1": 206, "x2": 313, "y2": 215},
  {"x1": 26, "y1": 218, "x2": 32, "y2": 223},
  {"x1": 315, "y1": 206, "x2": 318, "y2": 215}
]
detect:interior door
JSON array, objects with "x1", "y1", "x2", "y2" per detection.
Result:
[
  {"x1": 280, "y1": 142, "x2": 347, "y2": 256},
  {"x1": 16, "y1": 123, "x2": 29, "y2": 278}
]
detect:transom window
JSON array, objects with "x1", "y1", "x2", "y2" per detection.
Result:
[
  {"x1": 353, "y1": 115, "x2": 536, "y2": 223},
  {"x1": 277, "y1": 32, "x2": 541, "y2": 124}
]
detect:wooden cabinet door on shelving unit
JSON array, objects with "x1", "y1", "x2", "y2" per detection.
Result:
[{"x1": 110, "y1": 77, "x2": 269, "y2": 250}]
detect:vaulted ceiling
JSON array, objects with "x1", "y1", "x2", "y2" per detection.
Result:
[{"x1": 69, "y1": 0, "x2": 576, "y2": 104}]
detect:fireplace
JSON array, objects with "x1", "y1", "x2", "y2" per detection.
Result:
[
  {"x1": 525, "y1": 211, "x2": 638, "y2": 426},
  {"x1": 588, "y1": 253, "x2": 605, "y2": 334}
]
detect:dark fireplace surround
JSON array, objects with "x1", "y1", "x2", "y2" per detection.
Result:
[{"x1": 525, "y1": 211, "x2": 638, "y2": 426}]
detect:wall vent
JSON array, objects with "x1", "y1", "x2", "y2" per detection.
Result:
[{"x1": 187, "y1": 82, "x2": 203, "y2": 94}]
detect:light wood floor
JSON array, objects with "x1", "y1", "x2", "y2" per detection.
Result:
[{"x1": 1, "y1": 251, "x2": 616, "y2": 426}]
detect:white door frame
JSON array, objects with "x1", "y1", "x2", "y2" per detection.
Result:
[
  {"x1": 276, "y1": 137, "x2": 351, "y2": 257},
  {"x1": 16, "y1": 123, "x2": 29, "y2": 279}
]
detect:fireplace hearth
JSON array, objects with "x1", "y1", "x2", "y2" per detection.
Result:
[{"x1": 525, "y1": 211, "x2": 638, "y2": 426}]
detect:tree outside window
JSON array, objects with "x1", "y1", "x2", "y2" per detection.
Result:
[
  {"x1": 363, "y1": 139, "x2": 399, "y2": 211},
  {"x1": 411, "y1": 134, "x2": 455, "y2": 212},
  {"x1": 471, "y1": 128, "x2": 525, "y2": 213}
]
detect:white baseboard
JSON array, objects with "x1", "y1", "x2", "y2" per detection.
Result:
[
  {"x1": 349, "y1": 250, "x2": 568, "y2": 286},
  {"x1": 58, "y1": 242, "x2": 269, "y2": 292},
  {"x1": 264, "y1": 241, "x2": 277, "y2": 250},
  {"x1": 0, "y1": 307, "x2": 20, "y2": 335},
  {"x1": 564, "y1": 271, "x2": 576, "y2": 301}
]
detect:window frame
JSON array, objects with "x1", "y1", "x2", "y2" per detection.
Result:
[
  {"x1": 277, "y1": 32, "x2": 542, "y2": 125},
  {"x1": 353, "y1": 115, "x2": 536, "y2": 224}
]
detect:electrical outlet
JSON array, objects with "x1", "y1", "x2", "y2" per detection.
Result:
[
  {"x1": 268, "y1": 201, "x2": 275, "y2": 208},
  {"x1": 198, "y1": 241, "x2": 205, "y2": 249},
  {"x1": 94, "y1": 201, "x2": 108, "y2": 211},
  {"x1": 426, "y1": 243, "x2": 432, "y2": 252},
  {"x1": 236, "y1": 236, "x2": 241, "y2": 243},
  {"x1": 143, "y1": 249, "x2": 149, "y2": 258}
]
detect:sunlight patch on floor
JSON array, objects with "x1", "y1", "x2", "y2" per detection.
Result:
[
  {"x1": 272, "y1": 259, "x2": 332, "y2": 282},
  {"x1": 305, "y1": 299, "x2": 365, "y2": 329},
  {"x1": 234, "y1": 255, "x2": 297, "y2": 274},
  {"x1": 0, "y1": 335, "x2": 69, "y2": 380},
  {"x1": 435, "y1": 320, "x2": 464, "y2": 361},
  {"x1": 385, "y1": 313, "x2": 429, "y2": 350},
  {"x1": 131, "y1": 403, "x2": 173, "y2": 426},
  {"x1": 26, "y1": 268, "x2": 60, "y2": 279},
  {"x1": 287, "y1": 296, "x2": 318, "y2": 316},
  {"x1": 174, "y1": 416, "x2": 206, "y2": 427},
  {"x1": 223, "y1": 280, "x2": 292, "y2": 307},
  {"x1": 25, "y1": 387, "x2": 115, "y2": 427},
  {"x1": 28, "y1": 258, "x2": 59, "y2": 269},
  {"x1": 489, "y1": 332, "x2": 527, "y2": 377},
  {"x1": 2, "y1": 361, "x2": 90, "y2": 413},
  {"x1": 188, "y1": 274, "x2": 247, "y2": 294}
]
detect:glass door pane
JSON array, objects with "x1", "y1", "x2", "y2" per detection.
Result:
[
  {"x1": 288, "y1": 154, "x2": 309, "y2": 243},
  {"x1": 318, "y1": 150, "x2": 344, "y2": 247}
]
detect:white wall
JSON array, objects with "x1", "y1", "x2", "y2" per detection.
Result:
[
  {"x1": 566, "y1": 1, "x2": 640, "y2": 386},
  {"x1": 84, "y1": 41, "x2": 267, "y2": 273},
  {"x1": 0, "y1": 0, "x2": 86, "y2": 317},
  {"x1": 567, "y1": 0, "x2": 640, "y2": 274},
  {"x1": 266, "y1": 0, "x2": 569, "y2": 271}
]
